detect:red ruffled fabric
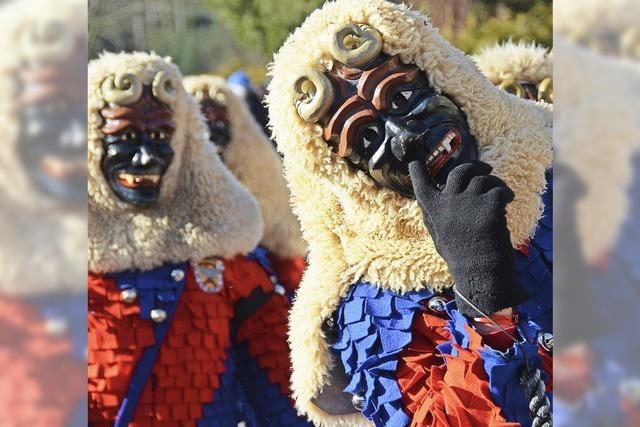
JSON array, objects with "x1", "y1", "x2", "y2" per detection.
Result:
[
  {"x1": 236, "y1": 294, "x2": 294, "y2": 399},
  {"x1": 266, "y1": 254, "x2": 306, "y2": 295},
  {"x1": 88, "y1": 255, "x2": 275, "y2": 426},
  {"x1": 397, "y1": 307, "x2": 518, "y2": 427},
  {"x1": 0, "y1": 297, "x2": 84, "y2": 427}
]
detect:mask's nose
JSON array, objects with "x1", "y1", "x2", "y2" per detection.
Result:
[
  {"x1": 132, "y1": 144, "x2": 157, "y2": 167},
  {"x1": 385, "y1": 117, "x2": 429, "y2": 161}
]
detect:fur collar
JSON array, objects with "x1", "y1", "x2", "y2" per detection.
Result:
[
  {"x1": 267, "y1": 0, "x2": 552, "y2": 424},
  {"x1": 88, "y1": 52, "x2": 263, "y2": 274},
  {"x1": 183, "y1": 75, "x2": 306, "y2": 258}
]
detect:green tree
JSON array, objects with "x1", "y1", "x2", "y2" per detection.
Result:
[
  {"x1": 442, "y1": 1, "x2": 553, "y2": 53},
  {"x1": 203, "y1": 0, "x2": 324, "y2": 59}
]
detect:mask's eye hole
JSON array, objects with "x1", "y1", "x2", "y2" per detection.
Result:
[
  {"x1": 149, "y1": 131, "x2": 158, "y2": 139},
  {"x1": 158, "y1": 130, "x2": 168, "y2": 140},
  {"x1": 391, "y1": 90, "x2": 413, "y2": 110},
  {"x1": 361, "y1": 124, "x2": 380, "y2": 148},
  {"x1": 121, "y1": 131, "x2": 137, "y2": 141}
]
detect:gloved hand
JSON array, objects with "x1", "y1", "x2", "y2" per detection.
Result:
[{"x1": 408, "y1": 160, "x2": 528, "y2": 317}]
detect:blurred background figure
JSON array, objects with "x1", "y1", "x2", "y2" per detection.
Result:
[
  {"x1": 0, "y1": 0, "x2": 87, "y2": 426},
  {"x1": 554, "y1": 0, "x2": 640, "y2": 425},
  {"x1": 183, "y1": 75, "x2": 307, "y2": 296},
  {"x1": 226, "y1": 71, "x2": 271, "y2": 139},
  {"x1": 473, "y1": 40, "x2": 552, "y2": 102}
]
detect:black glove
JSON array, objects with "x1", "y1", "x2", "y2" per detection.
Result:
[{"x1": 408, "y1": 160, "x2": 528, "y2": 317}]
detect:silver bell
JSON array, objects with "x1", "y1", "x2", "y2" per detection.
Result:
[
  {"x1": 274, "y1": 284, "x2": 286, "y2": 296},
  {"x1": 171, "y1": 269, "x2": 185, "y2": 282},
  {"x1": 351, "y1": 393, "x2": 366, "y2": 411},
  {"x1": 120, "y1": 288, "x2": 137, "y2": 303},
  {"x1": 538, "y1": 332, "x2": 553, "y2": 351},
  {"x1": 428, "y1": 296, "x2": 448, "y2": 313},
  {"x1": 150, "y1": 308, "x2": 167, "y2": 323}
]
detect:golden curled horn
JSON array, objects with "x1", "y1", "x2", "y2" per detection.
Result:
[
  {"x1": 537, "y1": 77, "x2": 553, "y2": 103},
  {"x1": 20, "y1": 20, "x2": 74, "y2": 64},
  {"x1": 330, "y1": 23, "x2": 383, "y2": 68},
  {"x1": 101, "y1": 73, "x2": 143, "y2": 105},
  {"x1": 294, "y1": 71, "x2": 335, "y2": 123},
  {"x1": 498, "y1": 78, "x2": 525, "y2": 99},
  {"x1": 153, "y1": 71, "x2": 178, "y2": 104}
]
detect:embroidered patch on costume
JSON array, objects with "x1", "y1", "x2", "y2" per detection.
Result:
[{"x1": 192, "y1": 257, "x2": 225, "y2": 293}]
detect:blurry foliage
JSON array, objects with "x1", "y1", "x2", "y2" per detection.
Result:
[
  {"x1": 203, "y1": 0, "x2": 324, "y2": 60},
  {"x1": 409, "y1": 0, "x2": 552, "y2": 53},
  {"x1": 89, "y1": 0, "x2": 263, "y2": 77},
  {"x1": 89, "y1": 0, "x2": 552, "y2": 83},
  {"x1": 447, "y1": 1, "x2": 552, "y2": 53}
]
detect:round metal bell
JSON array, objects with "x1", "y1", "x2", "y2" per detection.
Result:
[
  {"x1": 538, "y1": 332, "x2": 553, "y2": 352},
  {"x1": 120, "y1": 288, "x2": 137, "y2": 303},
  {"x1": 171, "y1": 269, "x2": 185, "y2": 282},
  {"x1": 274, "y1": 284, "x2": 286, "y2": 296},
  {"x1": 351, "y1": 393, "x2": 366, "y2": 411},
  {"x1": 428, "y1": 296, "x2": 448, "y2": 313},
  {"x1": 150, "y1": 308, "x2": 167, "y2": 323}
]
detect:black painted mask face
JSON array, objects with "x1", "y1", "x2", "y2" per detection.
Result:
[
  {"x1": 17, "y1": 62, "x2": 87, "y2": 204},
  {"x1": 100, "y1": 87, "x2": 175, "y2": 206},
  {"x1": 200, "y1": 97, "x2": 232, "y2": 154},
  {"x1": 320, "y1": 55, "x2": 478, "y2": 197}
]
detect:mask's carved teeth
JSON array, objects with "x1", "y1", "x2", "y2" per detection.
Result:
[
  {"x1": 117, "y1": 172, "x2": 161, "y2": 189},
  {"x1": 426, "y1": 129, "x2": 462, "y2": 176}
]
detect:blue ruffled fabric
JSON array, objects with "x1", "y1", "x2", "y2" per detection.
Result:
[
  {"x1": 198, "y1": 349, "x2": 259, "y2": 427},
  {"x1": 333, "y1": 284, "x2": 552, "y2": 427},
  {"x1": 332, "y1": 284, "x2": 434, "y2": 426},
  {"x1": 234, "y1": 341, "x2": 313, "y2": 427},
  {"x1": 515, "y1": 169, "x2": 553, "y2": 338},
  {"x1": 199, "y1": 346, "x2": 310, "y2": 427}
]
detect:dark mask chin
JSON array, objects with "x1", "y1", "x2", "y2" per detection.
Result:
[
  {"x1": 101, "y1": 135, "x2": 174, "y2": 206},
  {"x1": 18, "y1": 102, "x2": 87, "y2": 205},
  {"x1": 353, "y1": 94, "x2": 478, "y2": 198}
]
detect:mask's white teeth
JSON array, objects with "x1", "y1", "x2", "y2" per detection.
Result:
[{"x1": 442, "y1": 137, "x2": 452, "y2": 153}]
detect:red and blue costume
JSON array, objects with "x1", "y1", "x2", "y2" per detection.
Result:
[
  {"x1": 328, "y1": 172, "x2": 552, "y2": 426},
  {"x1": 88, "y1": 249, "x2": 311, "y2": 427}
]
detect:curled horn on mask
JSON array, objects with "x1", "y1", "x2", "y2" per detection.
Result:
[
  {"x1": 101, "y1": 73, "x2": 143, "y2": 105},
  {"x1": 293, "y1": 23, "x2": 385, "y2": 123}
]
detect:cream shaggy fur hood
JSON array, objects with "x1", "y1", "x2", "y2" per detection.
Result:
[
  {"x1": 266, "y1": 0, "x2": 552, "y2": 424},
  {"x1": 474, "y1": 40, "x2": 552, "y2": 86},
  {"x1": 183, "y1": 75, "x2": 306, "y2": 258},
  {"x1": 0, "y1": 0, "x2": 86, "y2": 296},
  {"x1": 88, "y1": 52, "x2": 263, "y2": 274}
]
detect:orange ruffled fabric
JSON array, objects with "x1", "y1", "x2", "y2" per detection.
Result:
[
  {"x1": 397, "y1": 308, "x2": 518, "y2": 427},
  {"x1": 236, "y1": 294, "x2": 294, "y2": 398},
  {"x1": 266, "y1": 254, "x2": 306, "y2": 296},
  {"x1": 88, "y1": 255, "x2": 275, "y2": 426}
]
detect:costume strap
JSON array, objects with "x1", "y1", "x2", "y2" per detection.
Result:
[{"x1": 113, "y1": 263, "x2": 188, "y2": 427}]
